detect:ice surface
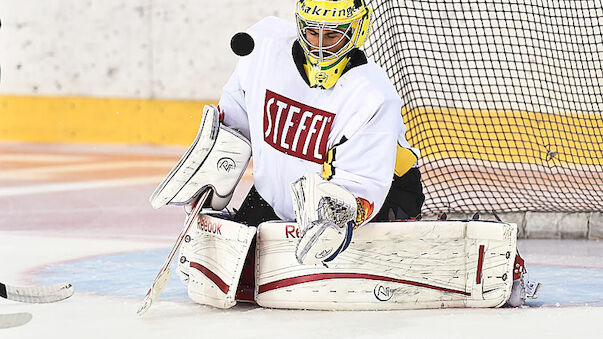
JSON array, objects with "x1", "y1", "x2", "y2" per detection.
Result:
[{"x1": 1, "y1": 143, "x2": 603, "y2": 338}]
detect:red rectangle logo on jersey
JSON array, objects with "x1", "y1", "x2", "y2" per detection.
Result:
[{"x1": 264, "y1": 90, "x2": 334, "y2": 164}]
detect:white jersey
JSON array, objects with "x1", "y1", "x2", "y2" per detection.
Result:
[{"x1": 219, "y1": 16, "x2": 415, "y2": 222}]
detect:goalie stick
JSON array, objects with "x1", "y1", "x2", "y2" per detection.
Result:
[
  {"x1": 0, "y1": 281, "x2": 74, "y2": 304},
  {"x1": 0, "y1": 313, "x2": 33, "y2": 329},
  {"x1": 137, "y1": 188, "x2": 212, "y2": 316}
]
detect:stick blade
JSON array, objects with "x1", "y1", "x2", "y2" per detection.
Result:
[
  {"x1": 137, "y1": 268, "x2": 172, "y2": 316},
  {"x1": 0, "y1": 312, "x2": 33, "y2": 329},
  {"x1": 5, "y1": 282, "x2": 74, "y2": 303},
  {"x1": 137, "y1": 293, "x2": 154, "y2": 316}
]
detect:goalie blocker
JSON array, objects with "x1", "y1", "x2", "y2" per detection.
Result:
[
  {"x1": 183, "y1": 214, "x2": 518, "y2": 310},
  {"x1": 140, "y1": 104, "x2": 251, "y2": 313},
  {"x1": 149, "y1": 104, "x2": 251, "y2": 211}
]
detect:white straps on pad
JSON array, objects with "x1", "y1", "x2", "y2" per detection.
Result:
[
  {"x1": 290, "y1": 172, "x2": 357, "y2": 265},
  {"x1": 150, "y1": 105, "x2": 252, "y2": 210}
]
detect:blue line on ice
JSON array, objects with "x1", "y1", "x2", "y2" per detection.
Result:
[
  {"x1": 35, "y1": 249, "x2": 189, "y2": 302},
  {"x1": 34, "y1": 249, "x2": 603, "y2": 307}
]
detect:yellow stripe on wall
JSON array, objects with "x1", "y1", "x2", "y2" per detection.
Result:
[
  {"x1": 0, "y1": 95, "x2": 215, "y2": 145},
  {"x1": 2, "y1": 95, "x2": 601, "y2": 169},
  {"x1": 404, "y1": 107, "x2": 603, "y2": 166}
]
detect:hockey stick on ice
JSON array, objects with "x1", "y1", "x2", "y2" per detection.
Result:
[
  {"x1": 137, "y1": 188, "x2": 212, "y2": 316},
  {"x1": 0, "y1": 313, "x2": 33, "y2": 329},
  {"x1": 0, "y1": 281, "x2": 74, "y2": 303}
]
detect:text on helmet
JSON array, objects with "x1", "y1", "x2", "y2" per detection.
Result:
[{"x1": 300, "y1": 3, "x2": 357, "y2": 18}]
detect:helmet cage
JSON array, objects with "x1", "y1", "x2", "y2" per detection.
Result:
[{"x1": 296, "y1": 14, "x2": 360, "y2": 63}]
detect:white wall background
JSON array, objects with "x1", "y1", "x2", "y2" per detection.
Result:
[{"x1": 0, "y1": 0, "x2": 296, "y2": 99}]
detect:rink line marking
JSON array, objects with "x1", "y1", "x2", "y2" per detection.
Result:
[
  {"x1": 0, "y1": 160, "x2": 175, "y2": 180},
  {"x1": 530, "y1": 262, "x2": 603, "y2": 270},
  {"x1": 0, "y1": 176, "x2": 164, "y2": 197},
  {"x1": 0, "y1": 153, "x2": 96, "y2": 162}
]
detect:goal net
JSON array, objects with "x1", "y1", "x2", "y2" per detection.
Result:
[{"x1": 364, "y1": 0, "x2": 603, "y2": 215}]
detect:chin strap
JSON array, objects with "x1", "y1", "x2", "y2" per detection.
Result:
[{"x1": 291, "y1": 41, "x2": 368, "y2": 89}]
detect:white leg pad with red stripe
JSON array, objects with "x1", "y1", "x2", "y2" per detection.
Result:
[
  {"x1": 187, "y1": 214, "x2": 256, "y2": 309},
  {"x1": 255, "y1": 220, "x2": 517, "y2": 310}
]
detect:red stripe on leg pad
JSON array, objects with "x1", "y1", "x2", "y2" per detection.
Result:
[
  {"x1": 190, "y1": 262, "x2": 230, "y2": 294},
  {"x1": 476, "y1": 245, "x2": 485, "y2": 285},
  {"x1": 258, "y1": 273, "x2": 470, "y2": 296}
]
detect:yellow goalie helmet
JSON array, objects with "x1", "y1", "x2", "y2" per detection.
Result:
[{"x1": 296, "y1": 0, "x2": 373, "y2": 89}]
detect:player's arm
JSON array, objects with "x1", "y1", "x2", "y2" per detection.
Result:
[
  {"x1": 218, "y1": 56, "x2": 252, "y2": 139},
  {"x1": 158, "y1": 38, "x2": 254, "y2": 210},
  {"x1": 150, "y1": 21, "x2": 261, "y2": 211},
  {"x1": 291, "y1": 98, "x2": 404, "y2": 264},
  {"x1": 323, "y1": 98, "x2": 404, "y2": 225}
]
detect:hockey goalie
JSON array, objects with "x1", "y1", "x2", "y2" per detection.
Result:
[{"x1": 149, "y1": 0, "x2": 540, "y2": 311}]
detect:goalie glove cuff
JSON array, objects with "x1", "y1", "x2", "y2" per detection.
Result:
[
  {"x1": 323, "y1": 220, "x2": 354, "y2": 262},
  {"x1": 290, "y1": 172, "x2": 357, "y2": 264}
]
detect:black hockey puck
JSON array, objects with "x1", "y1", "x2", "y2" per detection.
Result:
[{"x1": 230, "y1": 32, "x2": 255, "y2": 56}]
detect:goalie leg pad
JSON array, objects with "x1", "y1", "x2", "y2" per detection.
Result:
[
  {"x1": 255, "y1": 220, "x2": 517, "y2": 310},
  {"x1": 150, "y1": 105, "x2": 251, "y2": 210},
  {"x1": 290, "y1": 172, "x2": 357, "y2": 265},
  {"x1": 186, "y1": 214, "x2": 256, "y2": 309}
]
